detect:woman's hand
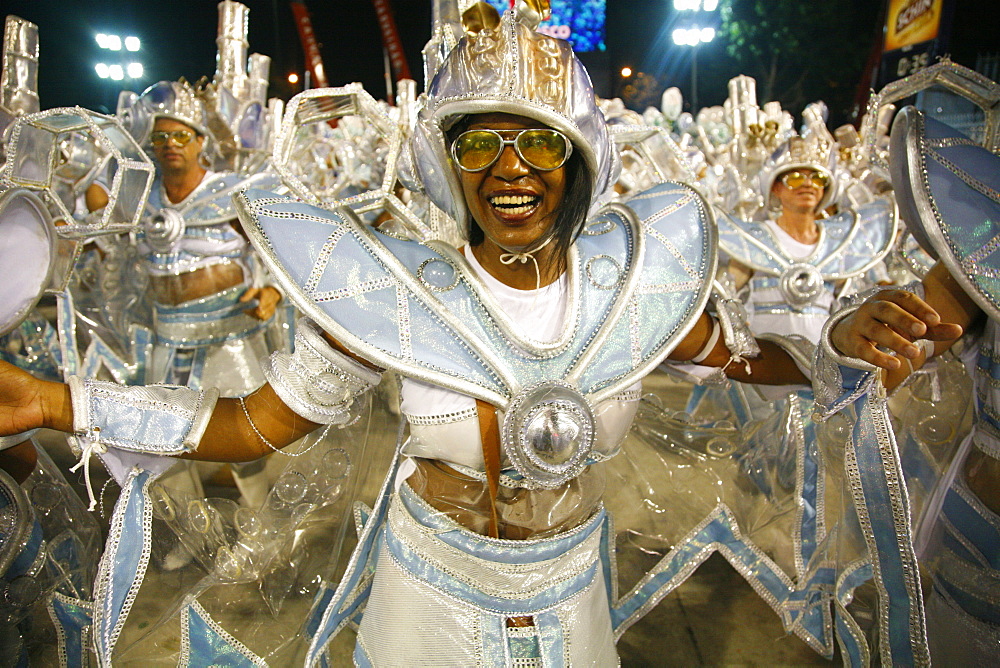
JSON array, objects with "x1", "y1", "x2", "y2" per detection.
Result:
[
  {"x1": 240, "y1": 285, "x2": 282, "y2": 321},
  {"x1": 0, "y1": 360, "x2": 70, "y2": 435},
  {"x1": 830, "y1": 289, "x2": 963, "y2": 372}
]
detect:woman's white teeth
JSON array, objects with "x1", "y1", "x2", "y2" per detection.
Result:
[{"x1": 489, "y1": 194, "x2": 539, "y2": 216}]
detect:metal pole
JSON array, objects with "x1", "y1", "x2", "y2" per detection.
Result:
[
  {"x1": 383, "y1": 47, "x2": 393, "y2": 103},
  {"x1": 692, "y1": 46, "x2": 698, "y2": 111}
]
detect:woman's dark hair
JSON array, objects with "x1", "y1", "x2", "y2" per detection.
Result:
[{"x1": 448, "y1": 117, "x2": 594, "y2": 276}]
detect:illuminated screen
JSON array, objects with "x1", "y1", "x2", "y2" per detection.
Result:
[{"x1": 485, "y1": 0, "x2": 606, "y2": 52}]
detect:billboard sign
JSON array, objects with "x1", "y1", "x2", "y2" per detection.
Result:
[
  {"x1": 878, "y1": 0, "x2": 950, "y2": 88},
  {"x1": 884, "y1": 0, "x2": 943, "y2": 52}
]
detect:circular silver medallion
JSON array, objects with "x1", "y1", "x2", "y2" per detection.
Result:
[
  {"x1": 501, "y1": 381, "x2": 595, "y2": 488},
  {"x1": 779, "y1": 263, "x2": 824, "y2": 308},
  {"x1": 144, "y1": 208, "x2": 185, "y2": 252}
]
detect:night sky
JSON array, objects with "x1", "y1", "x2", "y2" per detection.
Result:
[
  {"x1": 3, "y1": 0, "x2": 435, "y2": 112},
  {"x1": 2, "y1": 1, "x2": 996, "y2": 118}
]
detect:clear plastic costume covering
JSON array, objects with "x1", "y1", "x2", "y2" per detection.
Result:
[
  {"x1": 609, "y1": 60, "x2": 936, "y2": 664},
  {"x1": 95, "y1": 398, "x2": 383, "y2": 665},
  {"x1": 0, "y1": 442, "x2": 103, "y2": 666},
  {"x1": 810, "y1": 64, "x2": 1000, "y2": 664}
]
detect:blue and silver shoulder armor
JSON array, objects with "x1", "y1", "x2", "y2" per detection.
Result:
[
  {"x1": 237, "y1": 181, "x2": 715, "y2": 487},
  {"x1": 717, "y1": 198, "x2": 897, "y2": 293},
  {"x1": 145, "y1": 171, "x2": 282, "y2": 228},
  {"x1": 891, "y1": 107, "x2": 1000, "y2": 321}
]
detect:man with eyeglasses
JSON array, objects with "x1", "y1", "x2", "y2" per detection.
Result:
[
  {"x1": 85, "y1": 82, "x2": 281, "y2": 552},
  {"x1": 148, "y1": 119, "x2": 209, "y2": 203},
  {"x1": 716, "y1": 137, "x2": 893, "y2": 346}
]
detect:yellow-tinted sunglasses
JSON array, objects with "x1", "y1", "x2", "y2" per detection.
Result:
[
  {"x1": 451, "y1": 128, "x2": 572, "y2": 172},
  {"x1": 780, "y1": 170, "x2": 831, "y2": 189},
  {"x1": 150, "y1": 129, "x2": 197, "y2": 148}
]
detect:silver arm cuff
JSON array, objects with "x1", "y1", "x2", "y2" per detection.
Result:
[
  {"x1": 263, "y1": 318, "x2": 382, "y2": 425},
  {"x1": 657, "y1": 360, "x2": 728, "y2": 386},
  {"x1": 659, "y1": 279, "x2": 762, "y2": 385},
  {"x1": 711, "y1": 279, "x2": 761, "y2": 360},
  {"x1": 812, "y1": 305, "x2": 880, "y2": 419},
  {"x1": 67, "y1": 376, "x2": 219, "y2": 455},
  {"x1": 838, "y1": 279, "x2": 925, "y2": 311},
  {"x1": 814, "y1": 280, "x2": 929, "y2": 418}
]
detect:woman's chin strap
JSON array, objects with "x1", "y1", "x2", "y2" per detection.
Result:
[{"x1": 497, "y1": 235, "x2": 554, "y2": 291}]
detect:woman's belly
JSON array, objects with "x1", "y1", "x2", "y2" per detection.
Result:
[{"x1": 407, "y1": 458, "x2": 605, "y2": 540}]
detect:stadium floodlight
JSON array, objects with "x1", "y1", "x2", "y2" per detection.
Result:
[
  {"x1": 109, "y1": 64, "x2": 124, "y2": 81},
  {"x1": 95, "y1": 63, "x2": 110, "y2": 79},
  {"x1": 672, "y1": 23, "x2": 717, "y2": 111},
  {"x1": 672, "y1": 27, "x2": 716, "y2": 46},
  {"x1": 106, "y1": 35, "x2": 122, "y2": 51},
  {"x1": 127, "y1": 63, "x2": 143, "y2": 79},
  {"x1": 125, "y1": 36, "x2": 140, "y2": 51},
  {"x1": 674, "y1": 0, "x2": 720, "y2": 10}
]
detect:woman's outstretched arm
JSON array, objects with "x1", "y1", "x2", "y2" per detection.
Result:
[
  {"x1": 0, "y1": 319, "x2": 380, "y2": 463},
  {"x1": 183, "y1": 384, "x2": 322, "y2": 461},
  {"x1": 666, "y1": 311, "x2": 809, "y2": 385},
  {"x1": 0, "y1": 361, "x2": 320, "y2": 462}
]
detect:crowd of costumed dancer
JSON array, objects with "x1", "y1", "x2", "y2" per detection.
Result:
[{"x1": 0, "y1": 0, "x2": 997, "y2": 665}]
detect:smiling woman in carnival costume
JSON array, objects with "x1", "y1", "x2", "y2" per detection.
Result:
[{"x1": 0, "y1": 6, "x2": 812, "y2": 665}]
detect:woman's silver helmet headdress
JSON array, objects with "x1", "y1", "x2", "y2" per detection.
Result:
[{"x1": 409, "y1": 4, "x2": 616, "y2": 233}]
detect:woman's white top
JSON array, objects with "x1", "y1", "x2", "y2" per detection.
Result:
[{"x1": 399, "y1": 246, "x2": 641, "y2": 473}]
